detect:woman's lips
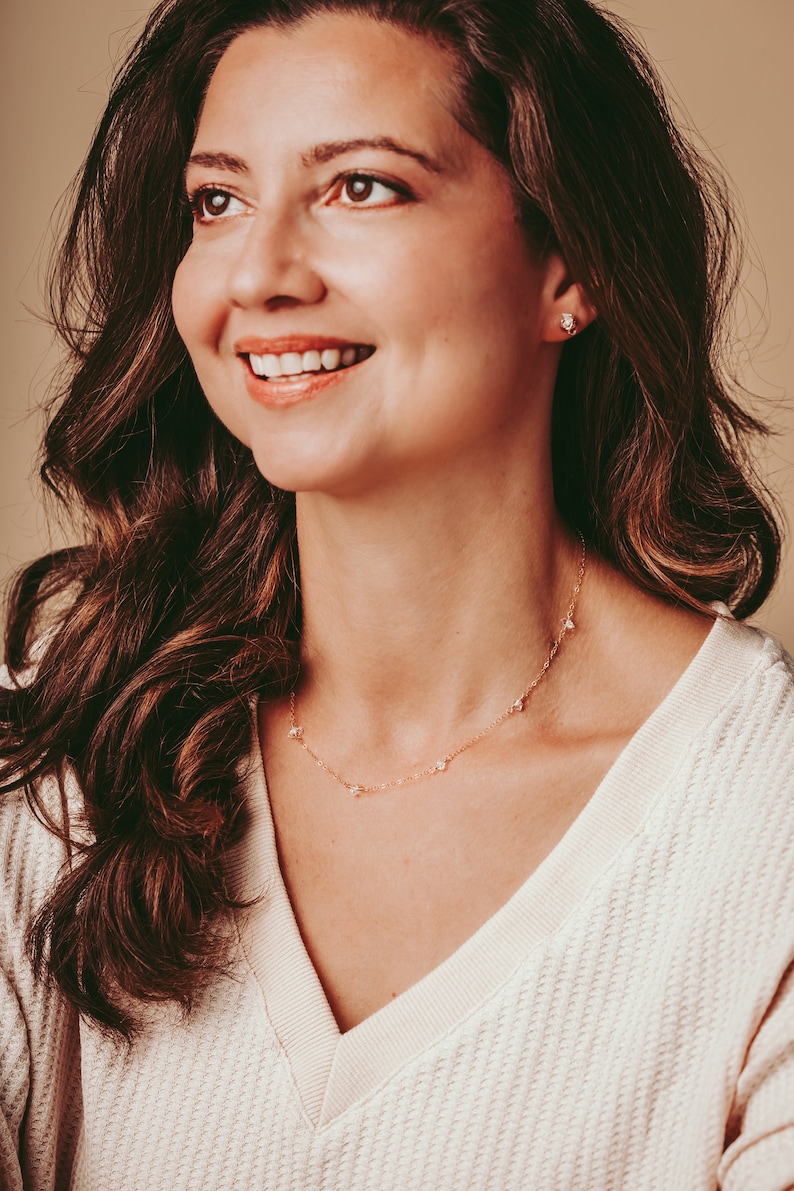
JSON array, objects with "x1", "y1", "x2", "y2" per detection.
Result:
[{"x1": 234, "y1": 336, "x2": 376, "y2": 408}]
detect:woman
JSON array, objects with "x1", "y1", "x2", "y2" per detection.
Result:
[{"x1": 1, "y1": 0, "x2": 792, "y2": 1187}]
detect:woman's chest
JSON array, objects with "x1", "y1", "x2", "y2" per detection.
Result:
[
  {"x1": 69, "y1": 897, "x2": 744, "y2": 1191},
  {"x1": 265, "y1": 735, "x2": 619, "y2": 1031}
]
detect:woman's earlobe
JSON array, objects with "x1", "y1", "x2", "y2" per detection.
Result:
[
  {"x1": 545, "y1": 302, "x2": 596, "y2": 342},
  {"x1": 541, "y1": 256, "x2": 597, "y2": 341}
]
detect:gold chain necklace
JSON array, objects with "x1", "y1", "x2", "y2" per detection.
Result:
[{"x1": 288, "y1": 532, "x2": 586, "y2": 797}]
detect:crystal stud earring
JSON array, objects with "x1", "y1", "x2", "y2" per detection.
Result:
[{"x1": 560, "y1": 312, "x2": 579, "y2": 336}]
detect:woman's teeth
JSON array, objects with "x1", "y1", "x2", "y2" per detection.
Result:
[{"x1": 247, "y1": 345, "x2": 373, "y2": 380}]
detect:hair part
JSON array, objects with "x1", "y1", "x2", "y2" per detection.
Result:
[{"x1": 1, "y1": 0, "x2": 780, "y2": 1034}]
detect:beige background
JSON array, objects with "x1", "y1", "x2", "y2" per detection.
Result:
[{"x1": 2, "y1": 0, "x2": 792, "y2": 649}]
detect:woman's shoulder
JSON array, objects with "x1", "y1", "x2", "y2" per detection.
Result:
[
  {"x1": 634, "y1": 616, "x2": 794, "y2": 965},
  {"x1": 645, "y1": 614, "x2": 794, "y2": 820},
  {"x1": 697, "y1": 615, "x2": 794, "y2": 761},
  {"x1": 0, "y1": 652, "x2": 84, "y2": 1006},
  {"x1": 0, "y1": 783, "x2": 83, "y2": 1189},
  {"x1": 571, "y1": 563, "x2": 789, "y2": 770},
  {"x1": 575, "y1": 566, "x2": 794, "y2": 804},
  {"x1": 582, "y1": 610, "x2": 794, "y2": 934},
  {"x1": 0, "y1": 628, "x2": 88, "y2": 1185},
  {"x1": 1, "y1": 642, "x2": 88, "y2": 929},
  {"x1": 0, "y1": 774, "x2": 83, "y2": 1032},
  {"x1": 681, "y1": 625, "x2": 794, "y2": 1191},
  {"x1": 1, "y1": 780, "x2": 74, "y2": 930}
]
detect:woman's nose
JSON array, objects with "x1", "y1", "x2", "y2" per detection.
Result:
[{"x1": 225, "y1": 209, "x2": 327, "y2": 310}]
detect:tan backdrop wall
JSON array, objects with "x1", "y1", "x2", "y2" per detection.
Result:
[{"x1": 2, "y1": 0, "x2": 792, "y2": 648}]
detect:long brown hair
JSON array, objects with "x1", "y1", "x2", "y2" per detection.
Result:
[{"x1": 1, "y1": 0, "x2": 780, "y2": 1035}]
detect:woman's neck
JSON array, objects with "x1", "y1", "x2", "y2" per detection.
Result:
[{"x1": 292, "y1": 465, "x2": 581, "y2": 757}]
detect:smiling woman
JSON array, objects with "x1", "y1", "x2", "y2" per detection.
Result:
[
  {"x1": 1, "y1": 1, "x2": 793, "y2": 1189},
  {"x1": 173, "y1": 17, "x2": 587, "y2": 495}
]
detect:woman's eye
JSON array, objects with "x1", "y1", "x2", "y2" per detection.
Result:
[
  {"x1": 189, "y1": 188, "x2": 246, "y2": 222},
  {"x1": 336, "y1": 175, "x2": 407, "y2": 207}
]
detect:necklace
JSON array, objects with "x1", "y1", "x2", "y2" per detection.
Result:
[{"x1": 288, "y1": 532, "x2": 586, "y2": 797}]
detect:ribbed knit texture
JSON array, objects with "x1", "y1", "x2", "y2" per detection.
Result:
[{"x1": 1, "y1": 617, "x2": 793, "y2": 1190}]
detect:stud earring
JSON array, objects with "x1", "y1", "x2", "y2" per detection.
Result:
[{"x1": 560, "y1": 313, "x2": 578, "y2": 336}]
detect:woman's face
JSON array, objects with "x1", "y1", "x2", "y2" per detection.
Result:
[{"x1": 172, "y1": 14, "x2": 566, "y2": 496}]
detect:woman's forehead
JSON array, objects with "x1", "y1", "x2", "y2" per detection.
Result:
[{"x1": 195, "y1": 14, "x2": 467, "y2": 163}]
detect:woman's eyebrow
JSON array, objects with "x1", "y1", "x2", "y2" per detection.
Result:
[
  {"x1": 185, "y1": 151, "x2": 248, "y2": 174},
  {"x1": 302, "y1": 137, "x2": 444, "y2": 172},
  {"x1": 184, "y1": 139, "x2": 444, "y2": 179}
]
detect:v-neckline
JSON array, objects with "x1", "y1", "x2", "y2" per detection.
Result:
[{"x1": 225, "y1": 614, "x2": 765, "y2": 1128}]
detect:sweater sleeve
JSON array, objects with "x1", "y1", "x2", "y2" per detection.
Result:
[
  {"x1": 0, "y1": 967, "x2": 27, "y2": 1191},
  {"x1": 0, "y1": 789, "x2": 83, "y2": 1191},
  {"x1": 718, "y1": 959, "x2": 794, "y2": 1191}
]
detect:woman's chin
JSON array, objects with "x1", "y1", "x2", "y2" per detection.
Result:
[{"x1": 249, "y1": 444, "x2": 381, "y2": 499}]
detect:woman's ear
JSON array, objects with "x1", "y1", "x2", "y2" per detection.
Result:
[{"x1": 539, "y1": 252, "x2": 598, "y2": 342}]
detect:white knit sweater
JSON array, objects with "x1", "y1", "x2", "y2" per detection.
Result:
[{"x1": 1, "y1": 615, "x2": 793, "y2": 1191}]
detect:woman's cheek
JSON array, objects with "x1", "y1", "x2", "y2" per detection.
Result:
[
  {"x1": 171, "y1": 251, "x2": 207, "y2": 355},
  {"x1": 171, "y1": 254, "x2": 252, "y2": 445}
]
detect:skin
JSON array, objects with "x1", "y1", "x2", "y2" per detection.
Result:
[{"x1": 172, "y1": 14, "x2": 712, "y2": 1032}]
